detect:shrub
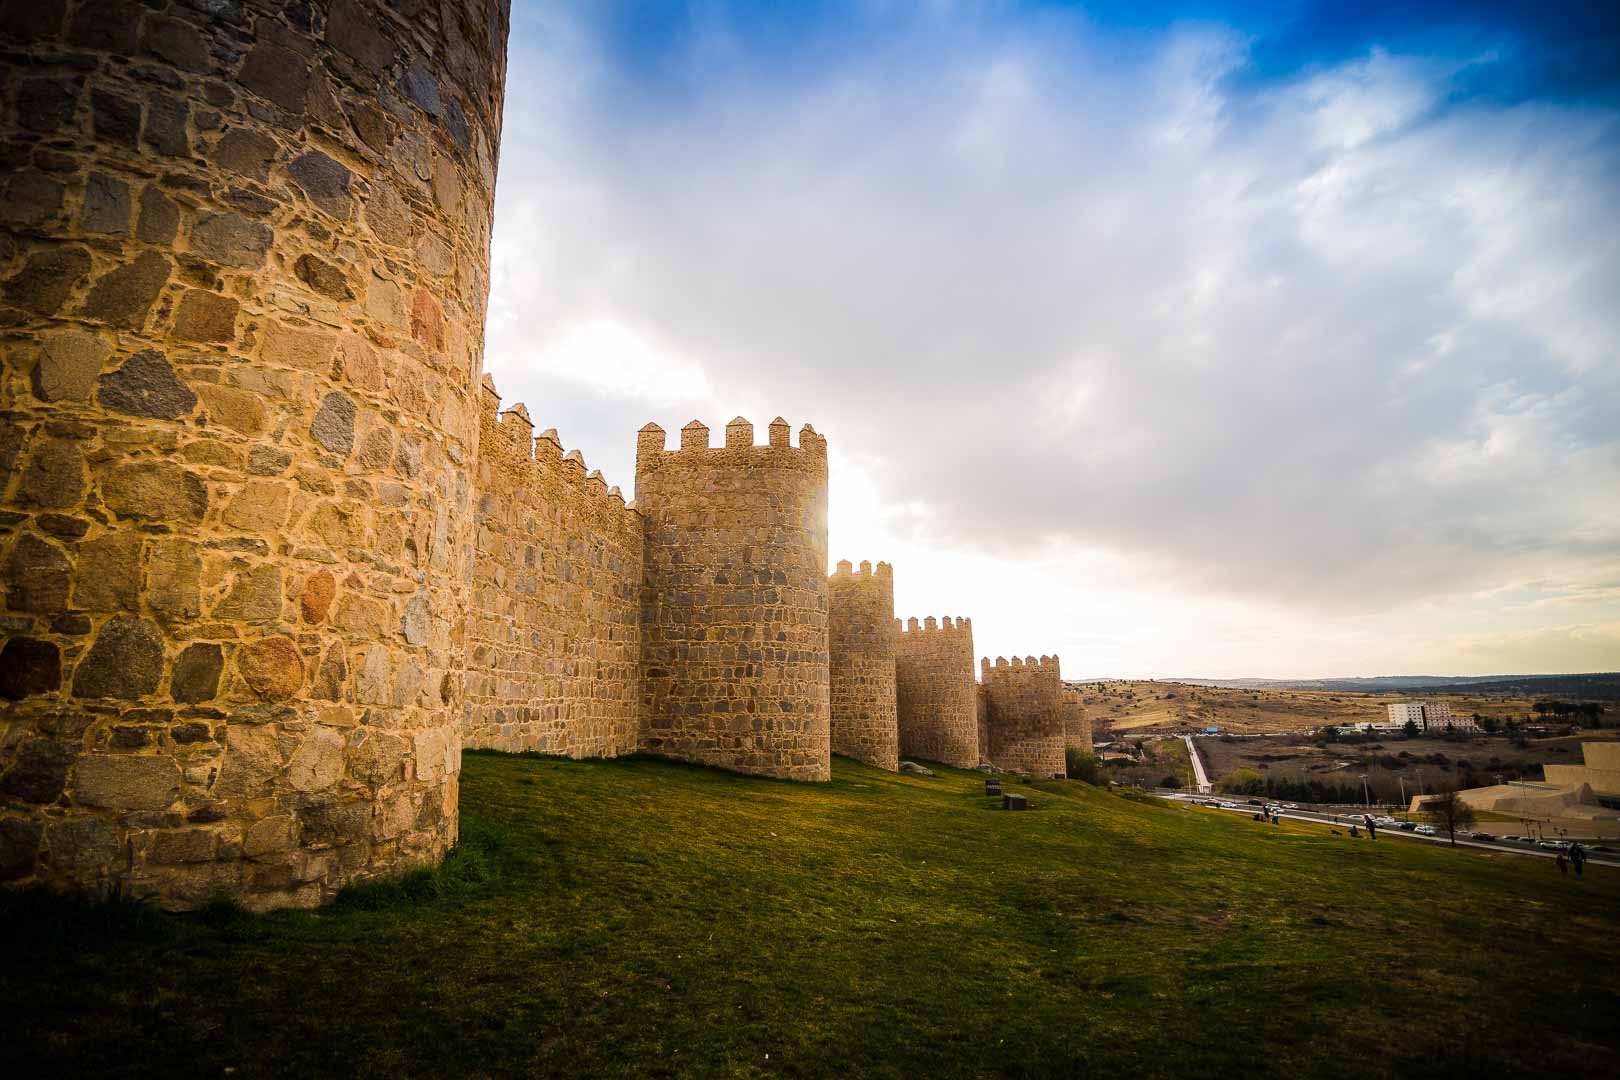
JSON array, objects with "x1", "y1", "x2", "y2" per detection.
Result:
[{"x1": 1065, "y1": 749, "x2": 1106, "y2": 786}]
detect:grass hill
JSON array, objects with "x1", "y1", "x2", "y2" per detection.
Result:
[{"x1": 4, "y1": 753, "x2": 1618, "y2": 1077}]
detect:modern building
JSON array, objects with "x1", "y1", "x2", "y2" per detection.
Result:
[
  {"x1": 1386, "y1": 701, "x2": 1477, "y2": 733},
  {"x1": 1408, "y1": 741, "x2": 1620, "y2": 837}
]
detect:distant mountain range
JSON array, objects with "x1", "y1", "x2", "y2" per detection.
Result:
[{"x1": 1160, "y1": 673, "x2": 1620, "y2": 700}]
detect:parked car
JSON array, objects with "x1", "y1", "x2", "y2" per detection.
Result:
[{"x1": 1414, "y1": 824, "x2": 1438, "y2": 836}]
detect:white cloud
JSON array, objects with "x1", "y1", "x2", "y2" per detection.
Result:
[{"x1": 481, "y1": 5, "x2": 1620, "y2": 676}]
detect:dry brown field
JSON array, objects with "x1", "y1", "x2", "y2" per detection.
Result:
[{"x1": 1078, "y1": 680, "x2": 1534, "y2": 736}]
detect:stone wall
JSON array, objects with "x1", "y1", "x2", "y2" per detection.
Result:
[
  {"x1": 635, "y1": 417, "x2": 831, "y2": 781},
  {"x1": 976, "y1": 681, "x2": 990, "y2": 763},
  {"x1": 1063, "y1": 686, "x2": 1092, "y2": 754},
  {"x1": 827, "y1": 558, "x2": 896, "y2": 771},
  {"x1": 893, "y1": 615, "x2": 977, "y2": 768},
  {"x1": 0, "y1": 0, "x2": 510, "y2": 909},
  {"x1": 462, "y1": 383, "x2": 641, "y2": 756},
  {"x1": 982, "y1": 655, "x2": 1066, "y2": 778}
]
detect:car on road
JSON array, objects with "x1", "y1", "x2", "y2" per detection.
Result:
[
  {"x1": 1398, "y1": 822, "x2": 1417, "y2": 831},
  {"x1": 1414, "y1": 825, "x2": 1438, "y2": 836},
  {"x1": 1472, "y1": 833, "x2": 1497, "y2": 842},
  {"x1": 1247, "y1": 799, "x2": 1264, "y2": 806},
  {"x1": 1280, "y1": 803, "x2": 1299, "y2": 810},
  {"x1": 1537, "y1": 839, "x2": 1573, "y2": 851}
]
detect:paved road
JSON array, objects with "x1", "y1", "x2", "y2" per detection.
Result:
[
  {"x1": 1156, "y1": 793, "x2": 1620, "y2": 869},
  {"x1": 1182, "y1": 735, "x2": 1212, "y2": 794}
]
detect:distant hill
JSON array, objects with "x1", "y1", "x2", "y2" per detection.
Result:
[{"x1": 1166, "y1": 673, "x2": 1620, "y2": 700}]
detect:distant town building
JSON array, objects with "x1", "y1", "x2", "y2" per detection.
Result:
[{"x1": 1386, "y1": 701, "x2": 1477, "y2": 733}]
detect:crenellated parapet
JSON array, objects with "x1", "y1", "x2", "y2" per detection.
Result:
[
  {"x1": 982, "y1": 654, "x2": 1066, "y2": 777},
  {"x1": 828, "y1": 558, "x2": 898, "y2": 771},
  {"x1": 462, "y1": 379, "x2": 643, "y2": 758},
  {"x1": 893, "y1": 611, "x2": 978, "y2": 767},
  {"x1": 635, "y1": 417, "x2": 831, "y2": 781},
  {"x1": 475, "y1": 380, "x2": 640, "y2": 547}
]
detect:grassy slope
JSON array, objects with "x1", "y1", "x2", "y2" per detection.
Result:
[{"x1": 4, "y1": 752, "x2": 1618, "y2": 1079}]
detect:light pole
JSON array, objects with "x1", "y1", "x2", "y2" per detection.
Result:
[{"x1": 1361, "y1": 774, "x2": 1370, "y2": 810}]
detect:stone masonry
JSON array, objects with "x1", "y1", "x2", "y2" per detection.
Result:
[
  {"x1": 894, "y1": 615, "x2": 978, "y2": 768},
  {"x1": 635, "y1": 418, "x2": 831, "y2": 782},
  {"x1": 982, "y1": 656, "x2": 1067, "y2": 778},
  {"x1": 827, "y1": 558, "x2": 897, "y2": 771},
  {"x1": 462, "y1": 384, "x2": 642, "y2": 756},
  {"x1": 0, "y1": 0, "x2": 511, "y2": 908},
  {"x1": 1063, "y1": 686, "x2": 1092, "y2": 754}
]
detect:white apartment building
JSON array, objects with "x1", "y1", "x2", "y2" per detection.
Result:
[
  {"x1": 1386, "y1": 701, "x2": 1479, "y2": 733},
  {"x1": 1387, "y1": 703, "x2": 1426, "y2": 727}
]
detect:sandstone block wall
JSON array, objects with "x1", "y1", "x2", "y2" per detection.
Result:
[
  {"x1": 982, "y1": 655, "x2": 1066, "y2": 778},
  {"x1": 0, "y1": 0, "x2": 510, "y2": 909},
  {"x1": 893, "y1": 615, "x2": 977, "y2": 768},
  {"x1": 462, "y1": 384, "x2": 641, "y2": 756},
  {"x1": 976, "y1": 681, "x2": 990, "y2": 763},
  {"x1": 635, "y1": 418, "x2": 831, "y2": 781},
  {"x1": 827, "y1": 559, "x2": 897, "y2": 771},
  {"x1": 1063, "y1": 686, "x2": 1092, "y2": 753}
]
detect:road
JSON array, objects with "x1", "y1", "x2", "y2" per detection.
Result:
[
  {"x1": 1156, "y1": 793, "x2": 1620, "y2": 868},
  {"x1": 1182, "y1": 734, "x2": 1212, "y2": 793}
]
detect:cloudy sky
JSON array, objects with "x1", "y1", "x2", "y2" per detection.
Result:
[{"x1": 481, "y1": 1, "x2": 1620, "y2": 679}]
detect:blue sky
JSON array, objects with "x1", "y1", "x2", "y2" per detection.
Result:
[{"x1": 482, "y1": 1, "x2": 1620, "y2": 677}]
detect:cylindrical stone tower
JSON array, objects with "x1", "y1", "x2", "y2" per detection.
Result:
[
  {"x1": 982, "y1": 655, "x2": 1067, "y2": 778},
  {"x1": 893, "y1": 614, "x2": 978, "y2": 768},
  {"x1": 0, "y1": 0, "x2": 510, "y2": 909},
  {"x1": 635, "y1": 416, "x2": 830, "y2": 781},
  {"x1": 827, "y1": 559, "x2": 897, "y2": 771},
  {"x1": 1063, "y1": 686, "x2": 1092, "y2": 754}
]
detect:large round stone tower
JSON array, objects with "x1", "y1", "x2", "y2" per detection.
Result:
[
  {"x1": 635, "y1": 417, "x2": 831, "y2": 781},
  {"x1": 894, "y1": 614, "x2": 978, "y2": 768},
  {"x1": 828, "y1": 558, "x2": 897, "y2": 771},
  {"x1": 981, "y1": 655, "x2": 1067, "y2": 778},
  {"x1": 0, "y1": 0, "x2": 510, "y2": 908}
]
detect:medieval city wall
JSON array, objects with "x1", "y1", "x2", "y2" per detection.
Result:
[
  {"x1": 462, "y1": 385, "x2": 642, "y2": 756},
  {"x1": 634, "y1": 418, "x2": 831, "y2": 781},
  {"x1": 893, "y1": 615, "x2": 978, "y2": 768},
  {"x1": 827, "y1": 559, "x2": 897, "y2": 771},
  {"x1": 0, "y1": 0, "x2": 510, "y2": 909},
  {"x1": 983, "y1": 656, "x2": 1066, "y2": 778},
  {"x1": 1063, "y1": 686, "x2": 1092, "y2": 753}
]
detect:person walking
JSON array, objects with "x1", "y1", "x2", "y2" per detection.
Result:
[
  {"x1": 1364, "y1": 814, "x2": 1377, "y2": 840},
  {"x1": 1557, "y1": 851, "x2": 1568, "y2": 875},
  {"x1": 1571, "y1": 843, "x2": 1586, "y2": 879}
]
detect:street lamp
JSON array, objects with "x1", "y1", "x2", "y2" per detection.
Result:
[{"x1": 1361, "y1": 774, "x2": 1371, "y2": 809}]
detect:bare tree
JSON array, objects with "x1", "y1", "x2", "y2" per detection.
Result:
[{"x1": 1423, "y1": 790, "x2": 1476, "y2": 846}]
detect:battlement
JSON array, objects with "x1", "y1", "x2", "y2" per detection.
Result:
[
  {"x1": 478, "y1": 379, "x2": 638, "y2": 538},
  {"x1": 982, "y1": 654, "x2": 1062, "y2": 674},
  {"x1": 895, "y1": 614, "x2": 973, "y2": 636},
  {"x1": 635, "y1": 416, "x2": 828, "y2": 474},
  {"x1": 833, "y1": 559, "x2": 894, "y2": 579}
]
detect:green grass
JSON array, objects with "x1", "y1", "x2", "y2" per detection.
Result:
[{"x1": 4, "y1": 752, "x2": 1618, "y2": 1078}]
